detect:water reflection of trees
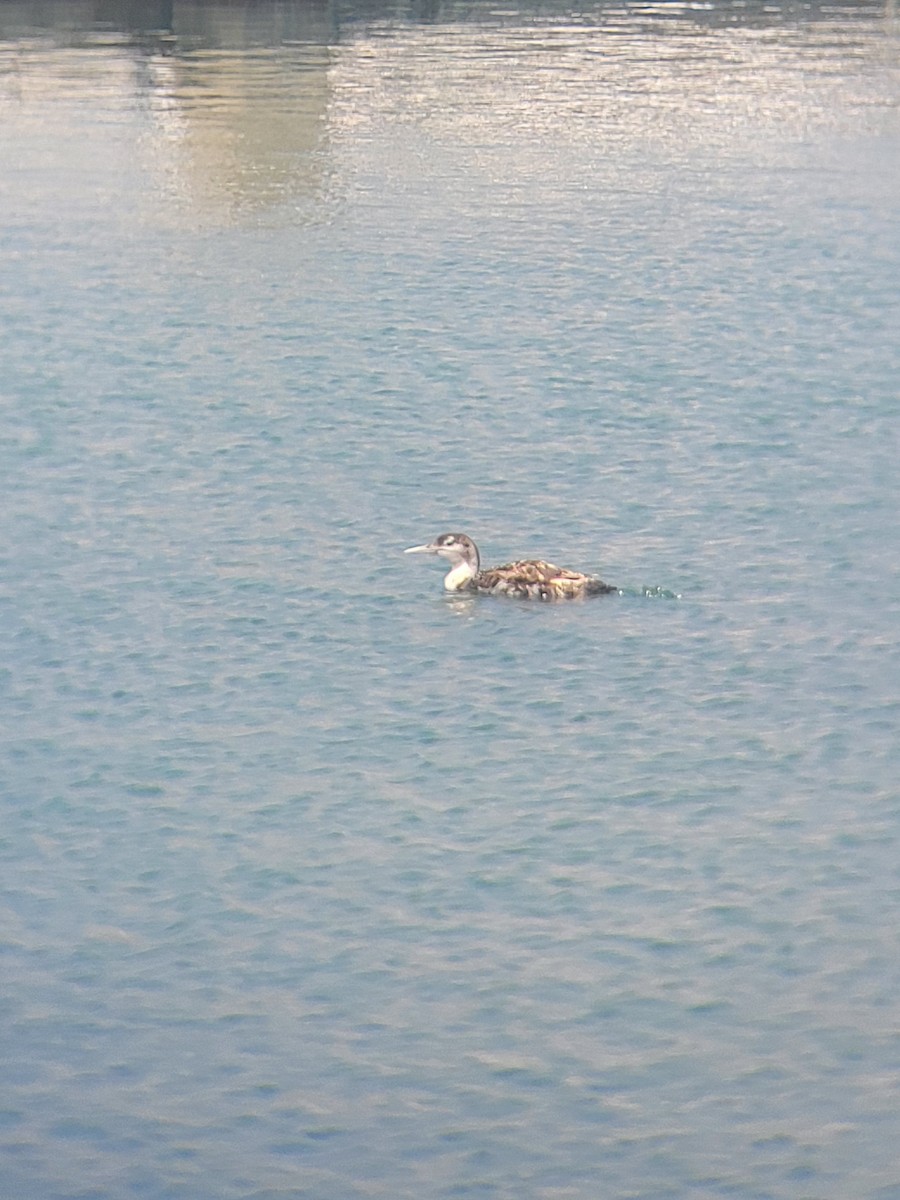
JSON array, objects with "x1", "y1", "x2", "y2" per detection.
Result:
[
  {"x1": 0, "y1": 2, "x2": 332, "y2": 45},
  {"x1": 0, "y1": 0, "x2": 886, "y2": 42}
]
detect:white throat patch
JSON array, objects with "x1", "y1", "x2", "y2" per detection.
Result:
[{"x1": 444, "y1": 560, "x2": 476, "y2": 591}]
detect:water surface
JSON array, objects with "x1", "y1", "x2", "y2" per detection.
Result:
[{"x1": 1, "y1": 1, "x2": 899, "y2": 1197}]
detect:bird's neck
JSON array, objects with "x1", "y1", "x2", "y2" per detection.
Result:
[{"x1": 443, "y1": 559, "x2": 477, "y2": 591}]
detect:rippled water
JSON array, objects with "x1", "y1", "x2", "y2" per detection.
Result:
[{"x1": 2, "y1": 1, "x2": 899, "y2": 1197}]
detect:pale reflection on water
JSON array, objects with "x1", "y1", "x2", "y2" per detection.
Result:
[
  {"x1": 0, "y1": 0, "x2": 896, "y2": 223},
  {"x1": 146, "y1": 48, "x2": 332, "y2": 217},
  {"x1": 0, "y1": 2, "x2": 335, "y2": 220}
]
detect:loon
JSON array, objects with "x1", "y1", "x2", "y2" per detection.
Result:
[{"x1": 404, "y1": 532, "x2": 616, "y2": 601}]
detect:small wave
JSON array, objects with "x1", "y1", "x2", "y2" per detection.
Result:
[{"x1": 617, "y1": 585, "x2": 682, "y2": 600}]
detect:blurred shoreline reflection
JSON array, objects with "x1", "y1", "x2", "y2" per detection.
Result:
[{"x1": 0, "y1": 0, "x2": 896, "y2": 221}]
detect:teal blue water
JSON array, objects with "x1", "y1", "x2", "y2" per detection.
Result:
[{"x1": 2, "y1": 2, "x2": 899, "y2": 1197}]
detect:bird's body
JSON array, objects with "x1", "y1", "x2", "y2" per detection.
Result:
[{"x1": 404, "y1": 533, "x2": 615, "y2": 601}]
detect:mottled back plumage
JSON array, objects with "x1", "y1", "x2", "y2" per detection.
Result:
[
  {"x1": 476, "y1": 559, "x2": 615, "y2": 600},
  {"x1": 404, "y1": 532, "x2": 615, "y2": 601}
]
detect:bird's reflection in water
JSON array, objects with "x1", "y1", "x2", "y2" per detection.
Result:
[{"x1": 443, "y1": 593, "x2": 478, "y2": 619}]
